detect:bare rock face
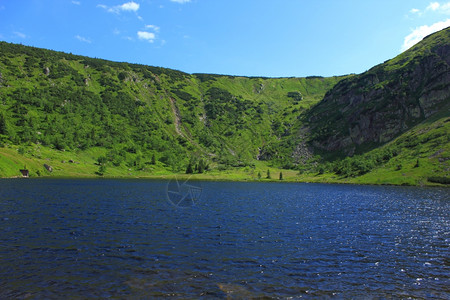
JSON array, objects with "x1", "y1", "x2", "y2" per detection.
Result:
[
  {"x1": 44, "y1": 67, "x2": 50, "y2": 75},
  {"x1": 305, "y1": 34, "x2": 450, "y2": 155}
]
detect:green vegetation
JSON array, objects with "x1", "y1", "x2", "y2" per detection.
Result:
[
  {"x1": 305, "y1": 27, "x2": 450, "y2": 160},
  {"x1": 0, "y1": 27, "x2": 449, "y2": 186}
]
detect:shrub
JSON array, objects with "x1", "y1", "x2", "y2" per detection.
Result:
[
  {"x1": 186, "y1": 162, "x2": 193, "y2": 174},
  {"x1": 427, "y1": 176, "x2": 450, "y2": 184}
]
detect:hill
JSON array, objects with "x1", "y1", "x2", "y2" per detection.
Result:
[
  {"x1": 0, "y1": 27, "x2": 449, "y2": 185},
  {"x1": 0, "y1": 41, "x2": 344, "y2": 176}
]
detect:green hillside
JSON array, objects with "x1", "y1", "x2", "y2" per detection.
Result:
[
  {"x1": 0, "y1": 27, "x2": 449, "y2": 186},
  {"x1": 0, "y1": 41, "x2": 344, "y2": 177},
  {"x1": 305, "y1": 27, "x2": 450, "y2": 157}
]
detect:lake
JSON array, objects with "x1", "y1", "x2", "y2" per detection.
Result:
[{"x1": 0, "y1": 179, "x2": 448, "y2": 298}]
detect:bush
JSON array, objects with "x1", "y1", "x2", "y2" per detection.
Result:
[
  {"x1": 287, "y1": 91, "x2": 303, "y2": 101},
  {"x1": 97, "y1": 164, "x2": 106, "y2": 176},
  {"x1": 427, "y1": 176, "x2": 450, "y2": 184},
  {"x1": 186, "y1": 162, "x2": 193, "y2": 174}
]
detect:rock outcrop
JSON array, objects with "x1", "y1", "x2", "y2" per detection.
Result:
[
  {"x1": 305, "y1": 28, "x2": 450, "y2": 155},
  {"x1": 44, "y1": 164, "x2": 53, "y2": 172}
]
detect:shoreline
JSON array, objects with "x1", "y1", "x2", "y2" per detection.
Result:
[{"x1": 1, "y1": 173, "x2": 448, "y2": 188}]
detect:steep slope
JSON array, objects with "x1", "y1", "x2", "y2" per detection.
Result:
[
  {"x1": 0, "y1": 41, "x2": 343, "y2": 175},
  {"x1": 304, "y1": 27, "x2": 450, "y2": 158}
]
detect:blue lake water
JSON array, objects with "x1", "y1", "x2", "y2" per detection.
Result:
[{"x1": 0, "y1": 179, "x2": 448, "y2": 298}]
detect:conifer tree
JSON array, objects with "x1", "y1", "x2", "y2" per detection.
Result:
[
  {"x1": 186, "y1": 162, "x2": 193, "y2": 174},
  {"x1": 0, "y1": 113, "x2": 7, "y2": 135}
]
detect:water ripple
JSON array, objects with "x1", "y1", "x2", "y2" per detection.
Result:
[{"x1": 0, "y1": 179, "x2": 448, "y2": 298}]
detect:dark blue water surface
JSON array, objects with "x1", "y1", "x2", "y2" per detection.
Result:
[{"x1": 0, "y1": 179, "x2": 448, "y2": 298}]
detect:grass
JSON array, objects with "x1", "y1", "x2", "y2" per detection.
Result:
[
  {"x1": 2, "y1": 142, "x2": 447, "y2": 187},
  {"x1": 1, "y1": 113, "x2": 448, "y2": 187}
]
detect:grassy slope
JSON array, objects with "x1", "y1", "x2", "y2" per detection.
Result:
[
  {"x1": 0, "y1": 42, "x2": 344, "y2": 179},
  {"x1": 0, "y1": 41, "x2": 344, "y2": 175},
  {"x1": 2, "y1": 109, "x2": 448, "y2": 187},
  {"x1": 351, "y1": 114, "x2": 449, "y2": 186},
  {"x1": 304, "y1": 27, "x2": 450, "y2": 159}
]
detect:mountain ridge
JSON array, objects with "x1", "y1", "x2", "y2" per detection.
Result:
[
  {"x1": 304, "y1": 27, "x2": 449, "y2": 157},
  {"x1": 0, "y1": 27, "x2": 449, "y2": 185}
]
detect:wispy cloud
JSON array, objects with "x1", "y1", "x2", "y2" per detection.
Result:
[
  {"x1": 137, "y1": 31, "x2": 155, "y2": 42},
  {"x1": 401, "y1": 19, "x2": 450, "y2": 51},
  {"x1": 427, "y1": 1, "x2": 450, "y2": 13},
  {"x1": 145, "y1": 24, "x2": 160, "y2": 32},
  {"x1": 98, "y1": 1, "x2": 140, "y2": 14},
  {"x1": 409, "y1": 1, "x2": 450, "y2": 16},
  {"x1": 75, "y1": 35, "x2": 91, "y2": 43},
  {"x1": 14, "y1": 31, "x2": 27, "y2": 39},
  {"x1": 72, "y1": 1, "x2": 81, "y2": 5},
  {"x1": 427, "y1": 2, "x2": 441, "y2": 11},
  {"x1": 170, "y1": 0, "x2": 191, "y2": 3}
]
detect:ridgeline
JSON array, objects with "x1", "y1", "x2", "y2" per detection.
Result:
[{"x1": 0, "y1": 27, "x2": 449, "y2": 186}]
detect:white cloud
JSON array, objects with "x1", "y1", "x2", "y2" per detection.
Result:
[
  {"x1": 137, "y1": 31, "x2": 155, "y2": 42},
  {"x1": 401, "y1": 19, "x2": 450, "y2": 51},
  {"x1": 72, "y1": 1, "x2": 81, "y2": 5},
  {"x1": 98, "y1": 1, "x2": 140, "y2": 14},
  {"x1": 170, "y1": 0, "x2": 191, "y2": 3},
  {"x1": 426, "y1": 1, "x2": 450, "y2": 13},
  {"x1": 145, "y1": 24, "x2": 160, "y2": 32},
  {"x1": 75, "y1": 35, "x2": 91, "y2": 43},
  {"x1": 14, "y1": 31, "x2": 27, "y2": 39},
  {"x1": 120, "y1": 2, "x2": 139, "y2": 11},
  {"x1": 427, "y1": 2, "x2": 441, "y2": 11},
  {"x1": 409, "y1": 2, "x2": 450, "y2": 17}
]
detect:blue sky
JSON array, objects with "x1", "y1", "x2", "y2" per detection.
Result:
[{"x1": 0, "y1": 0, "x2": 449, "y2": 77}]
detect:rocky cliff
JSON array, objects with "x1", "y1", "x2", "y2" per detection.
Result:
[{"x1": 305, "y1": 27, "x2": 450, "y2": 156}]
